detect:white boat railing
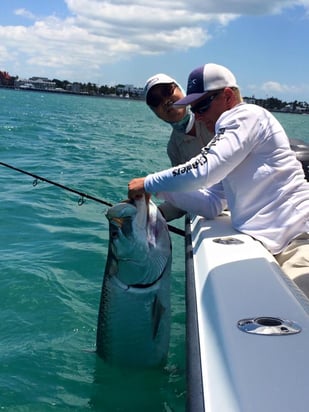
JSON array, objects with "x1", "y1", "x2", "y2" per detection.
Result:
[
  {"x1": 185, "y1": 212, "x2": 309, "y2": 412},
  {"x1": 185, "y1": 214, "x2": 205, "y2": 412}
]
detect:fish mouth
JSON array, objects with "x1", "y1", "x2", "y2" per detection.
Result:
[
  {"x1": 106, "y1": 202, "x2": 137, "y2": 221},
  {"x1": 107, "y1": 202, "x2": 138, "y2": 242},
  {"x1": 109, "y1": 216, "x2": 134, "y2": 240},
  {"x1": 110, "y1": 217, "x2": 125, "y2": 228}
]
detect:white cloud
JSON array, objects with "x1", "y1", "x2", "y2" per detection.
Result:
[
  {"x1": 261, "y1": 81, "x2": 309, "y2": 97},
  {"x1": 262, "y1": 81, "x2": 289, "y2": 93},
  {"x1": 1, "y1": 0, "x2": 308, "y2": 84},
  {"x1": 14, "y1": 8, "x2": 36, "y2": 20},
  {"x1": 187, "y1": 0, "x2": 303, "y2": 14},
  {"x1": 246, "y1": 81, "x2": 309, "y2": 101}
]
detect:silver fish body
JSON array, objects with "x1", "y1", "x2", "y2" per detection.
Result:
[{"x1": 96, "y1": 196, "x2": 172, "y2": 367}]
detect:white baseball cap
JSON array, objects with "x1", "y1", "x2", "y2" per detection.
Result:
[
  {"x1": 144, "y1": 73, "x2": 178, "y2": 102},
  {"x1": 174, "y1": 63, "x2": 238, "y2": 106}
]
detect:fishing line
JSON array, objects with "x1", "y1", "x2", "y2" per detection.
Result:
[{"x1": 0, "y1": 161, "x2": 185, "y2": 237}]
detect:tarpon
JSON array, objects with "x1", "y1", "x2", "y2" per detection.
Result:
[{"x1": 96, "y1": 196, "x2": 172, "y2": 367}]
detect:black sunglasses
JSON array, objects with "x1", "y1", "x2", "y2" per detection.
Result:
[
  {"x1": 191, "y1": 91, "x2": 223, "y2": 114},
  {"x1": 146, "y1": 83, "x2": 177, "y2": 107}
]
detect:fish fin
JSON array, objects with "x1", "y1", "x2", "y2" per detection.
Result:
[
  {"x1": 143, "y1": 251, "x2": 170, "y2": 284},
  {"x1": 152, "y1": 295, "x2": 165, "y2": 340}
]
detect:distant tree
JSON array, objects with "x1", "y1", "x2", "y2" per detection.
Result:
[
  {"x1": 292, "y1": 101, "x2": 297, "y2": 111},
  {"x1": 265, "y1": 97, "x2": 285, "y2": 111},
  {"x1": 52, "y1": 78, "x2": 62, "y2": 88},
  {"x1": 99, "y1": 84, "x2": 116, "y2": 94},
  {"x1": 0, "y1": 70, "x2": 15, "y2": 86}
]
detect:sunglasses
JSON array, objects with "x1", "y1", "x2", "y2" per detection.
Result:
[
  {"x1": 146, "y1": 83, "x2": 177, "y2": 108},
  {"x1": 191, "y1": 91, "x2": 223, "y2": 114}
]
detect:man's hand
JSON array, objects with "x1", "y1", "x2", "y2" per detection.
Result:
[{"x1": 128, "y1": 177, "x2": 147, "y2": 200}]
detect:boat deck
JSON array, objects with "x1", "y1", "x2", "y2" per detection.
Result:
[{"x1": 186, "y1": 212, "x2": 309, "y2": 412}]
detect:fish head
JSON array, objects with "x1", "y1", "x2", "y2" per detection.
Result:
[
  {"x1": 106, "y1": 200, "x2": 148, "y2": 262},
  {"x1": 105, "y1": 196, "x2": 171, "y2": 286}
]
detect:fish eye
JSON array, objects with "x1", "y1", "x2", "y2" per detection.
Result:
[{"x1": 110, "y1": 224, "x2": 119, "y2": 239}]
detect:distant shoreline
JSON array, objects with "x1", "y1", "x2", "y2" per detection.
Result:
[
  {"x1": 1, "y1": 85, "x2": 308, "y2": 113},
  {"x1": 0, "y1": 84, "x2": 144, "y2": 101}
]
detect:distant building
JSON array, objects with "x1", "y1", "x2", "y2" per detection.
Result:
[
  {"x1": 243, "y1": 96, "x2": 256, "y2": 104},
  {"x1": 116, "y1": 84, "x2": 144, "y2": 97},
  {"x1": 15, "y1": 77, "x2": 56, "y2": 90},
  {"x1": 66, "y1": 82, "x2": 81, "y2": 93}
]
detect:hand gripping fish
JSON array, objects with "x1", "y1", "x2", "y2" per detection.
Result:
[{"x1": 96, "y1": 196, "x2": 172, "y2": 367}]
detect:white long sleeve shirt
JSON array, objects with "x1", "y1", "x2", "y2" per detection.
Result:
[
  {"x1": 145, "y1": 103, "x2": 309, "y2": 254},
  {"x1": 159, "y1": 118, "x2": 215, "y2": 221}
]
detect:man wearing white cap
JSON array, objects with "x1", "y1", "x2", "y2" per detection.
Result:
[
  {"x1": 129, "y1": 63, "x2": 309, "y2": 297},
  {"x1": 144, "y1": 73, "x2": 213, "y2": 220}
]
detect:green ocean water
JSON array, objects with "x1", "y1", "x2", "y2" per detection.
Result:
[{"x1": 0, "y1": 88, "x2": 308, "y2": 412}]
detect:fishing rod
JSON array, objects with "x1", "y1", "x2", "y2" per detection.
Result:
[{"x1": 0, "y1": 161, "x2": 185, "y2": 237}]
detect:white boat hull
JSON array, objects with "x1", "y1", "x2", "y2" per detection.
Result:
[{"x1": 186, "y1": 212, "x2": 309, "y2": 412}]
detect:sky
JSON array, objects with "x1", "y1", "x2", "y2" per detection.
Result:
[{"x1": 0, "y1": 0, "x2": 308, "y2": 102}]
